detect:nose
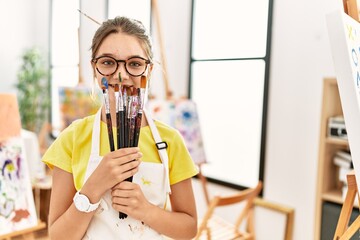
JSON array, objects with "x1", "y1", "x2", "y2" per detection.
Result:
[{"x1": 114, "y1": 62, "x2": 129, "y2": 81}]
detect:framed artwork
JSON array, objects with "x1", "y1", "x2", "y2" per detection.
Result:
[
  {"x1": 0, "y1": 94, "x2": 38, "y2": 235},
  {"x1": 146, "y1": 98, "x2": 206, "y2": 165}
]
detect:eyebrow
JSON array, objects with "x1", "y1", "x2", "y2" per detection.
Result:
[{"x1": 96, "y1": 53, "x2": 146, "y2": 59}]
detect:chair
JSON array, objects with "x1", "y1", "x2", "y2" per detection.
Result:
[{"x1": 194, "y1": 181, "x2": 263, "y2": 240}]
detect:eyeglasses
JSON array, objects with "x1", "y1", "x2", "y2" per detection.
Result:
[{"x1": 92, "y1": 56, "x2": 151, "y2": 77}]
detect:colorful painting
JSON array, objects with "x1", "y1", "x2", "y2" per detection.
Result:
[
  {"x1": 0, "y1": 94, "x2": 38, "y2": 235},
  {"x1": 59, "y1": 86, "x2": 101, "y2": 130},
  {"x1": 146, "y1": 99, "x2": 206, "y2": 165}
]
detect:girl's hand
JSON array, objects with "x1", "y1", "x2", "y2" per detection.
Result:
[
  {"x1": 111, "y1": 181, "x2": 153, "y2": 221},
  {"x1": 82, "y1": 147, "x2": 142, "y2": 202}
]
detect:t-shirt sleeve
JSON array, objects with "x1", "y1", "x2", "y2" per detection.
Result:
[
  {"x1": 168, "y1": 130, "x2": 199, "y2": 185},
  {"x1": 41, "y1": 123, "x2": 75, "y2": 173}
]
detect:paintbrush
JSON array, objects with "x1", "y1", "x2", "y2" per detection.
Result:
[
  {"x1": 115, "y1": 83, "x2": 121, "y2": 150},
  {"x1": 77, "y1": 9, "x2": 101, "y2": 25},
  {"x1": 119, "y1": 88, "x2": 138, "y2": 220},
  {"x1": 124, "y1": 87, "x2": 133, "y2": 147},
  {"x1": 118, "y1": 73, "x2": 125, "y2": 149},
  {"x1": 126, "y1": 88, "x2": 136, "y2": 148},
  {"x1": 122, "y1": 86, "x2": 129, "y2": 148},
  {"x1": 101, "y1": 77, "x2": 115, "y2": 152},
  {"x1": 133, "y1": 76, "x2": 147, "y2": 147}
]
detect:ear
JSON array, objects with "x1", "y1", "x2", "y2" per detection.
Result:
[
  {"x1": 91, "y1": 61, "x2": 97, "y2": 78},
  {"x1": 149, "y1": 63, "x2": 154, "y2": 72},
  {"x1": 90, "y1": 59, "x2": 96, "y2": 68},
  {"x1": 143, "y1": 63, "x2": 153, "y2": 79}
]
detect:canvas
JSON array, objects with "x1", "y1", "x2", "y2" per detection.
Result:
[
  {"x1": 58, "y1": 86, "x2": 100, "y2": 130},
  {"x1": 146, "y1": 99, "x2": 206, "y2": 165},
  {"x1": 0, "y1": 94, "x2": 38, "y2": 235},
  {"x1": 327, "y1": 10, "x2": 360, "y2": 194}
]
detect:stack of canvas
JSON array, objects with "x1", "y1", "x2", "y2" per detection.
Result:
[{"x1": 333, "y1": 150, "x2": 353, "y2": 199}]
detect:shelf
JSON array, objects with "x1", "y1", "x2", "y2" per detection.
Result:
[
  {"x1": 315, "y1": 78, "x2": 348, "y2": 240},
  {"x1": 322, "y1": 189, "x2": 343, "y2": 204},
  {"x1": 322, "y1": 189, "x2": 359, "y2": 208},
  {"x1": 325, "y1": 137, "x2": 348, "y2": 147}
]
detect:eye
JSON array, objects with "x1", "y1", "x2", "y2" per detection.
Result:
[
  {"x1": 99, "y1": 57, "x2": 116, "y2": 66},
  {"x1": 128, "y1": 59, "x2": 145, "y2": 68}
]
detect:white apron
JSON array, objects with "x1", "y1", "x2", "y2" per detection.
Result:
[{"x1": 82, "y1": 109, "x2": 171, "y2": 240}]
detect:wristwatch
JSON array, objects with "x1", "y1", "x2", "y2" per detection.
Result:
[{"x1": 73, "y1": 191, "x2": 101, "y2": 213}]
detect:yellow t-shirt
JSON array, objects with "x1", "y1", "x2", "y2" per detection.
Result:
[{"x1": 42, "y1": 114, "x2": 199, "y2": 191}]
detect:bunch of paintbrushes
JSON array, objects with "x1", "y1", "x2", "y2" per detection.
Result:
[{"x1": 101, "y1": 75, "x2": 147, "y2": 219}]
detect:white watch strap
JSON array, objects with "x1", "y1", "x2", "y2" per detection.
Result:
[
  {"x1": 87, "y1": 195, "x2": 101, "y2": 212},
  {"x1": 74, "y1": 191, "x2": 101, "y2": 212}
]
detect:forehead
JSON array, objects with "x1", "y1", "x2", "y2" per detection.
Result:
[{"x1": 97, "y1": 32, "x2": 146, "y2": 58}]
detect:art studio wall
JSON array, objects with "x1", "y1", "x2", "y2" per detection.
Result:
[{"x1": 0, "y1": 0, "x2": 346, "y2": 239}]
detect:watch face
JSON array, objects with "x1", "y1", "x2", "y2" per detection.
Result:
[{"x1": 74, "y1": 193, "x2": 89, "y2": 212}]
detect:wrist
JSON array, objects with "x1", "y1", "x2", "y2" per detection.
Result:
[
  {"x1": 141, "y1": 203, "x2": 157, "y2": 224},
  {"x1": 80, "y1": 183, "x2": 103, "y2": 203}
]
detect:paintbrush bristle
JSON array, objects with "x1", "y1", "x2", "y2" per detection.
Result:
[
  {"x1": 119, "y1": 72, "x2": 122, "y2": 83},
  {"x1": 140, "y1": 76, "x2": 147, "y2": 88},
  {"x1": 101, "y1": 77, "x2": 108, "y2": 89},
  {"x1": 132, "y1": 87, "x2": 138, "y2": 96},
  {"x1": 126, "y1": 87, "x2": 131, "y2": 96}
]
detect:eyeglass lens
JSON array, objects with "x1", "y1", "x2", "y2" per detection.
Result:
[{"x1": 95, "y1": 56, "x2": 148, "y2": 77}]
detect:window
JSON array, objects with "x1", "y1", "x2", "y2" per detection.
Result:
[
  {"x1": 50, "y1": 0, "x2": 151, "y2": 136},
  {"x1": 190, "y1": 0, "x2": 273, "y2": 188},
  {"x1": 50, "y1": 0, "x2": 80, "y2": 135}
]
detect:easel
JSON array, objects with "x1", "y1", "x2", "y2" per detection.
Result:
[
  {"x1": 0, "y1": 221, "x2": 46, "y2": 240},
  {"x1": 342, "y1": 0, "x2": 359, "y2": 22},
  {"x1": 151, "y1": 0, "x2": 173, "y2": 99},
  {"x1": 333, "y1": 172, "x2": 360, "y2": 239},
  {"x1": 0, "y1": 95, "x2": 47, "y2": 240},
  {"x1": 332, "y1": 2, "x2": 360, "y2": 239},
  {"x1": 151, "y1": 0, "x2": 210, "y2": 203}
]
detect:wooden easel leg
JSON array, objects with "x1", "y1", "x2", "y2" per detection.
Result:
[
  {"x1": 333, "y1": 172, "x2": 359, "y2": 240},
  {"x1": 198, "y1": 164, "x2": 210, "y2": 205},
  {"x1": 22, "y1": 232, "x2": 35, "y2": 240},
  {"x1": 0, "y1": 221, "x2": 46, "y2": 240},
  {"x1": 343, "y1": 0, "x2": 360, "y2": 22},
  {"x1": 339, "y1": 216, "x2": 360, "y2": 240}
]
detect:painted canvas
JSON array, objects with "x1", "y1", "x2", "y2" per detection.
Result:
[
  {"x1": 0, "y1": 94, "x2": 38, "y2": 235},
  {"x1": 146, "y1": 99, "x2": 206, "y2": 165},
  {"x1": 59, "y1": 86, "x2": 100, "y2": 130},
  {"x1": 327, "y1": 10, "x2": 360, "y2": 194}
]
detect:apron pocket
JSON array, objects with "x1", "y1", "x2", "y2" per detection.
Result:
[{"x1": 133, "y1": 162, "x2": 167, "y2": 208}]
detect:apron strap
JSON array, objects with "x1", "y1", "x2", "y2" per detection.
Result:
[
  {"x1": 143, "y1": 109, "x2": 171, "y2": 194},
  {"x1": 83, "y1": 107, "x2": 102, "y2": 183},
  {"x1": 90, "y1": 108, "x2": 102, "y2": 156}
]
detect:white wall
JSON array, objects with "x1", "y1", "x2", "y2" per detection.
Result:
[
  {"x1": 0, "y1": 0, "x2": 347, "y2": 239},
  {"x1": 0, "y1": 0, "x2": 50, "y2": 94},
  {"x1": 265, "y1": 0, "x2": 342, "y2": 239}
]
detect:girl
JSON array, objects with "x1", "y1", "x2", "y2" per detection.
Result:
[{"x1": 42, "y1": 16, "x2": 198, "y2": 240}]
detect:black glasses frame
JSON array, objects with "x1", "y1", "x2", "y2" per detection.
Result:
[{"x1": 92, "y1": 56, "x2": 151, "y2": 77}]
